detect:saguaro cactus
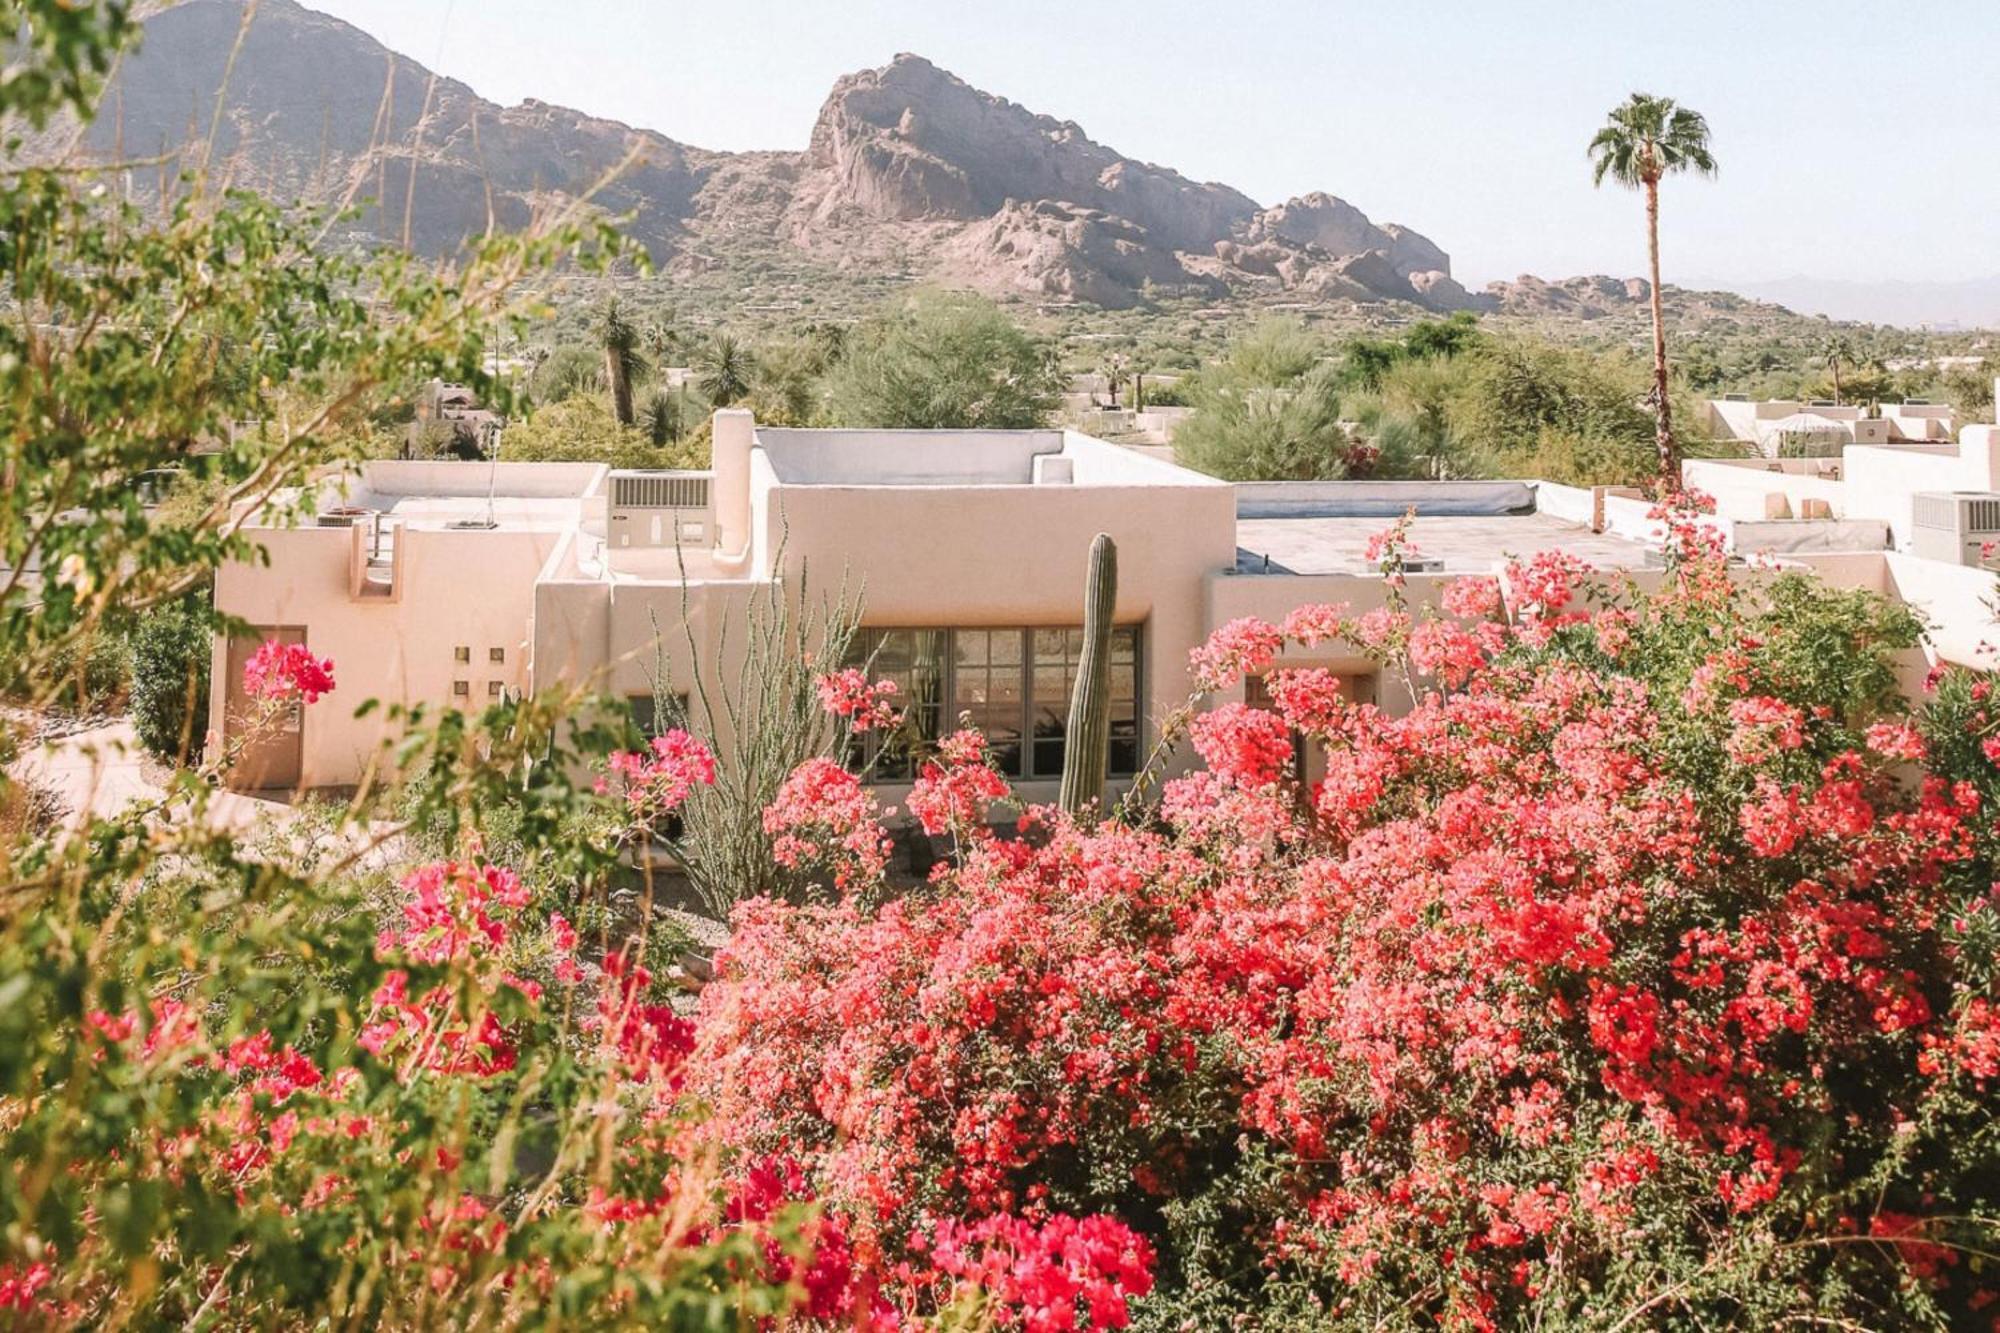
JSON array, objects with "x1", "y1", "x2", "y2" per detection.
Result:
[{"x1": 1059, "y1": 532, "x2": 1118, "y2": 817}]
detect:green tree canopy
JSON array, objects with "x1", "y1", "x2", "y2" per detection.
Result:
[
  {"x1": 1173, "y1": 320, "x2": 1366, "y2": 482},
  {"x1": 821, "y1": 291, "x2": 1061, "y2": 430}
]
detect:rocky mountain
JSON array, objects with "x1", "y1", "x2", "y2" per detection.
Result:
[
  {"x1": 38, "y1": 0, "x2": 1770, "y2": 322},
  {"x1": 59, "y1": 0, "x2": 718, "y2": 256}
]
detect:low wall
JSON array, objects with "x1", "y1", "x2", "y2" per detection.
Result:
[
  {"x1": 1727, "y1": 519, "x2": 1889, "y2": 555},
  {"x1": 1234, "y1": 480, "x2": 1536, "y2": 519},
  {"x1": 1533, "y1": 482, "x2": 1600, "y2": 529},
  {"x1": 1685, "y1": 459, "x2": 1847, "y2": 523},
  {"x1": 1885, "y1": 553, "x2": 1998, "y2": 672}
]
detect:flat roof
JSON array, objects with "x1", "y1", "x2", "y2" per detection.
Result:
[
  {"x1": 1233, "y1": 512, "x2": 1656, "y2": 576},
  {"x1": 346, "y1": 493, "x2": 581, "y2": 532}
]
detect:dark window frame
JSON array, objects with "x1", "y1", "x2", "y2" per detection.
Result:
[{"x1": 845, "y1": 625, "x2": 1144, "y2": 782}]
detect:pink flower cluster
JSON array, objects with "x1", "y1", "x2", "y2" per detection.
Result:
[
  {"x1": 817, "y1": 668, "x2": 903, "y2": 734},
  {"x1": 1725, "y1": 695, "x2": 1808, "y2": 765},
  {"x1": 242, "y1": 640, "x2": 336, "y2": 703},
  {"x1": 604, "y1": 729, "x2": 717, "y2": 819},
  {"x1": 763, "y1": 757, "x2": 892, "y2": 891},
  {"x1": 922, "y1": 1212, "x2": 1156, "y2": 1331},
  {"x1": 1190, "y1": 703, "x2": 1293, "y2": 789},
  {"x1": 1188, "y1": 617, "x2": 1283, "y2": 691},
  {"x1": 906, "y1": 729, "x2": 1010, "y2": 837}
]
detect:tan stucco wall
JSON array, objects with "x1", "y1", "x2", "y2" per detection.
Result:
[
  {"x1": 753, "y1": 475, "x2": 1236, "y2": 763},
  {"x1": 212, "y1": 524, "x2": 563, "y2": 788}
]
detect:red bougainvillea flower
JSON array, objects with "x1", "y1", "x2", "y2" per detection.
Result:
[
  {"x1": 1503, "y1": 550, "x2": 1593, "y2": 620},
  {"x1": 764, "y1": 757, "x2": 892, "y2": 891},
  {"x1": 817, "y1": 668, "x2": 903, "y2": 734},
  {"x1": 1726, "y1": 695, "x2": 1808, "y2": 765},
  {"x1": 922, "y1": 1212, "x2": 1156, "y2": 1331},
  {"x1": 605, "y1": 729, "x2": 717, "y2": 818},
  {"x1": 1865, "y1": 720, "x2": 1928, "y2": 763},
  {"x1": 1191, "y1": 703, "x2": 1293, "y2": 789},
  {"x1": 907, "y1": 729, "x2": 1010, "y2": 836},
  {"x1": 242, "y1": 640, "x2": 336, "y2": 703},
  {"x1": 1441, "y1": 575, "x2": 1504, "y2": 621},
  {"x1": 1190, "y1": 616, "x2": 1285, "y2": 693},
  {"x1": 1281, "y1": 602, "x2": 1350, "y2": 648}
]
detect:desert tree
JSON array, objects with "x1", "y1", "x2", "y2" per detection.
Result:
[
  {"x1": 696, "y1": 332, "x2": 754, "y2": 408},
  {"x1": 597, "y1": 297, "x2": 642, "y2": 426},
  {"x1": 1817, "y1": 332, "x2": 1857, "y2": 404}
]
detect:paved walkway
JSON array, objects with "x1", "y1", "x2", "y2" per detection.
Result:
[{"x1": 10, "y1": 717, "x2": 304, "y2": 836}]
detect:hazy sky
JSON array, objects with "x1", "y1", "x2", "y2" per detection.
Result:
[{"x1": 303, "y1": 0, "x2": 2000, "y2": 288}]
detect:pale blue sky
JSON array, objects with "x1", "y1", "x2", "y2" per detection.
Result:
[{"x1": 305, "y1": 0, "x2": 2000, "y2": 288}]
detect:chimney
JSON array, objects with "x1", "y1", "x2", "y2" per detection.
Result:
[{"x1": 711, "y1": 408, "x2": 754, "y2": 557}]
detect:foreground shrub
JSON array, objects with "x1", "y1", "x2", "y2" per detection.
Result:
[
  {"x1": 127, "y1": 599, "x2": 211, "y2": 762},
  {"x1": 696, "y1": 508, "x2": 2000, "y2": 1328}
]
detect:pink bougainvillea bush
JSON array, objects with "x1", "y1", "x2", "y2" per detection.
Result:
[
  {"x1": 3, "y1": 674, "x2": 1152, "y2": 1329},
  {"x1": 240, "y1": 639, "x2": 336, "y2": 704},
  {"x1": 10, "y1": 508, "x2": 1999, "y2": 1328},
  {"x1": 695, "y1": 510, "x2": 2000, "y2": 1328}
]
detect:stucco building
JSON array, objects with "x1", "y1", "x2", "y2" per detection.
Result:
[{"x1": 211, "y1": 402, "x2": 2000, "y2": 795}]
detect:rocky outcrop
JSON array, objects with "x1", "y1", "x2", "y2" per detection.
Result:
[
  {"x1": 1249, "y1": 195, "x2": 1451, "y2": 281},
  {"x1": 1481, "y1": 275, "x2": 1666, "y2": 318},
  {"x1": 936, "y1": 200, "x2": 1218, "y2": 309},
  {"x1": 794, "y1": 54, "x2": 1257, "y2": 253},
  {"x1": 66, "y1": 0, "x2": 709, "y2": 257},
  {"x1": 1408, "y1": 269, "x2": 1490, "y2": 313},
  {"x1": 1381, "y1": 224, "x2": 1450, "y2": 280},
  {"x1": 1252, "y1": 192, "x2": 1388, "y2": 258}
]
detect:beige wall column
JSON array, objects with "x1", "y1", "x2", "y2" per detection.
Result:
[{"x1": 712, "y1": 409, "x2": 755, "y2": 559}]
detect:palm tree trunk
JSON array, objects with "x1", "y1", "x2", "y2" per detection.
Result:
[
  {"x1": 1645, "y1": 175, "x2": 1677, "y2": 488},
  {"x1": 606, "y1": 348, "x2": 633, "y2": 427},
  {"x1": 1832, "y1": 361, "x2": 1843, "y2": 405}
]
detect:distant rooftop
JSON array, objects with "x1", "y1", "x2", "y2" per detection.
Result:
[
  {"x1": 1229, "y1": 481, "x2": 1652, "y2": 576},
  {"x1": 753, "y1": 427, "x2": 1219, "y2": 489},
  {"x1": 1234, "y1": 512, "x2": 1655, "y2": 576},
  {"x1": 299, "y1": 461, "x2": 603, "y2": 533}
]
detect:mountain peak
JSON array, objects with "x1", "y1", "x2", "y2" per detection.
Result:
[{"x1": 66, "y1": 4, "x2": 1472, "y2": 311}]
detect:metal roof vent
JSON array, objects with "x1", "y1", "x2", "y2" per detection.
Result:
[
  {"x1": 608, "y1": 470, "x2": 715, "y2": 548},
  {"x1": 1911, "y1": 491, "x2": 2000, "y2": 566}
]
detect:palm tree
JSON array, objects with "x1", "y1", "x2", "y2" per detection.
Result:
[
  {"x1": 1589, "y1": 93, "x2": 1717, "y2": 487},
  {"x1": 1817, "y1": 333, "x2": 1857, "y2": 404},
  {"x1": 697, "y1": 333, "x2": 754, "y2": 409},
  {"x1": 597, "y1": 298, "x2": 642, "y2": 428}
]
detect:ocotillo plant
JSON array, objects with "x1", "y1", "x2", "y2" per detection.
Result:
[{"x1": 1059, "y1": 532, "x2": 1118, "y2": 816}]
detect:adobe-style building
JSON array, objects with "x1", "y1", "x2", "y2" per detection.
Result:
[
  {"x1": 1703, "y1": 395, "x2": 1962, "y2": 457},
  {"x1": 210, "y1": 402, "x2": 1999, "y2": 795}
]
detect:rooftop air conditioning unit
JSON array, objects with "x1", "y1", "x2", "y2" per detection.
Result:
[
  {"x1": 607, "y1": 470, "x2": 714, "y2": 549},
  {"x1": 1721, "y1": 393, "x2": 1751, "y2": 402},
  {"x1": 1401, "y1": 557, "x2": 1447, "y2": 575},
  {"x1": 1910, "y1": 491, "x2": 2000, "y2": 566}
]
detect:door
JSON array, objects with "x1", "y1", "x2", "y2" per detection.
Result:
[{"x1": 225, "y1": 627, "x2": 307, "y2": 791}]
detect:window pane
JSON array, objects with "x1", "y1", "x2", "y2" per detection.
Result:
[
  {"x1": 628, "y1": 695, "x2": 658, "y2": 739},
  {"x1": 845, "y1": 628, "x2": 947, "y2": 779},
  {"x1": 952, "y1": 629, "x2": 1022, "y2": 777}
]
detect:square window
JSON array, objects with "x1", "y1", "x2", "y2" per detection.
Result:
[
  {"x1": 487, "y1": 681, "x2": 503, "y2": 698},
  {"x1": 489, "y1": 647, "x2": 505, "y2": 664},
  {"x1": 453, "y1": 646, "x2": 470, "y2": 664},
  {"x1": 452, "y1": 680, "x2": 470, "y2": 697}
]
